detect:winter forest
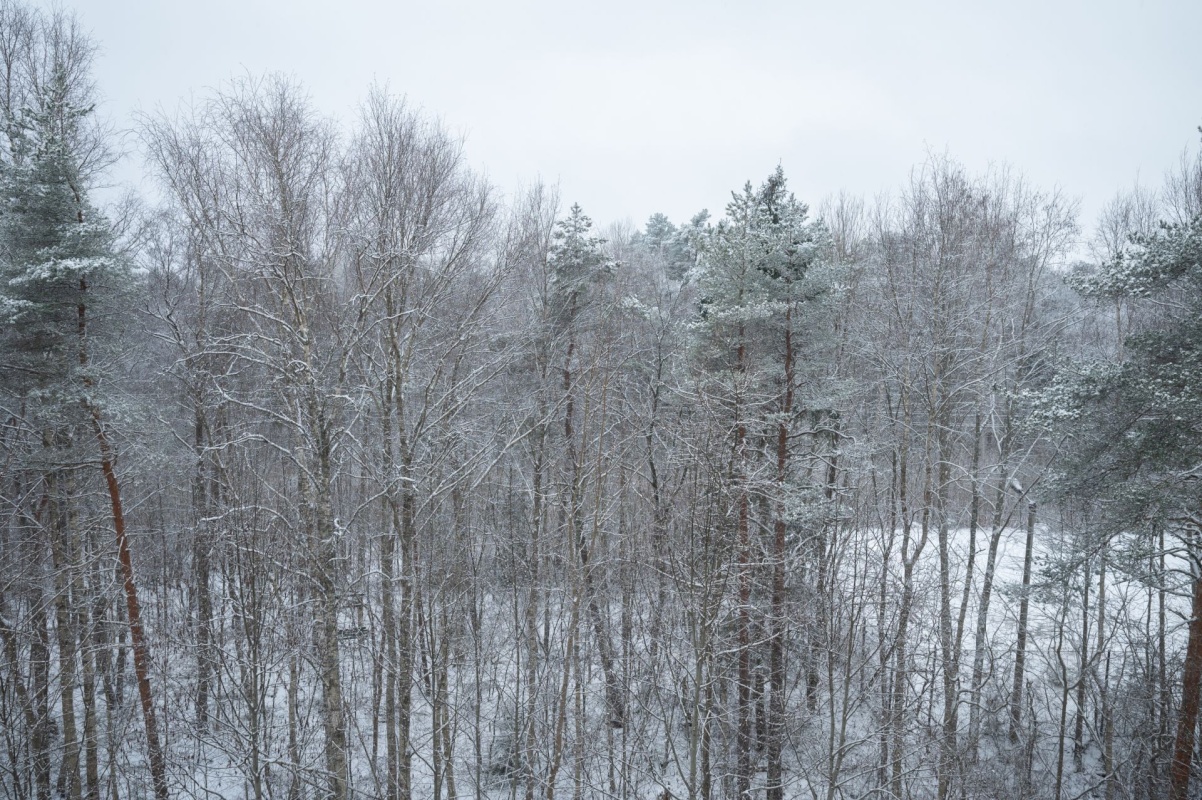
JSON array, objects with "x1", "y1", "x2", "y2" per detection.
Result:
[{"x1": 3, "y1": 3, "x2": 1202, "y2": 800}]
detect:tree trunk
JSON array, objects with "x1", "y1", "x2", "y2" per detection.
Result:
[
  {"x1": 967, "y1": 446, "x2": 1013, "y2": 761},
  {"x1": 766, "y1": 305, "x2": 794, "y2": 800},
  {"x1": 1073, "y1": 557, "x2": 1091, "y2": 772},
  {"x1": 396, "y1": 440, "x2": 417, "y2": 800},
  {"x1": 525, "y1": 431, "x2": 545, "y2": 800},
  {"x1": 1168, "y1": 571, "x2": 1202, "y2": 800},
  {"x1": 381, "y1": 366, "x2": 401, "y2": 800},
  {"x1": 191, "y1": 405, "x2": 217, "y2": 731},
  {"x1": 1009, "y1": 501, "x2": 1036, "y2": 743},
  {"x1": 77, "y1": 543, "x2": 99, "y2": 800},
  {"x1": 47, "y1": 478, "x2": 82, "y2": 800},
  {"x1": 32, "y1": 581, "x2": 53, "y2": 800},
  {"x1": 78, "y1": 272, "x2": 169, "y2": 800},
  {"x1": 562, "y1": 331, "x2": 624, "y2": 729},
  {"x1": 287, "y1": 651, "x2": 302, "y2": 800},
  {"x1": 309, "y1": 417, "x2": 348, "y2": 800},
  {"x1": 734, "y1": 331, "x2": 753, "y2": 800},
  {"x1": 94, "y1": 415, "x2": 170, "y2": 800},
  {"x1": 935, "y1": 411, "x2": 958, "y2": 800},
  {"x1": 0, "y1": 581, "x2": 51, "y2": 800},
  {"x1": 890, "y1": 460, "x2": 930, "y2": 800}
]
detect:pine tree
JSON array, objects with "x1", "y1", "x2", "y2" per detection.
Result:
[
  {"x1": 0, "y1": 64, "x2": 119, "y2": 399},
  {"x1": 692, "y1": 168, "x2": 831, "y2": 800},
  {"x1": 548, "y1": 202, "x2": 611, "y2": 333},
  {"x1": 1042, "y1": 150, "x2": 1202, "y2": 800},
  {"x1": 547, "y1": 203, "x2": 626, "y2": 728},
  {"x1": 0, "y1": 55, "x2": 169, "y2": 800}
]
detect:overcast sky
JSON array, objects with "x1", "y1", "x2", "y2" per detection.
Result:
[{"x1": 76, "y1": 0, "x2": 1201, "y2": 245}]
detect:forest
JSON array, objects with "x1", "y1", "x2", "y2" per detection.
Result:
[{"x1": 3, "y1": 3, "x2": 1202, "y2": 800}]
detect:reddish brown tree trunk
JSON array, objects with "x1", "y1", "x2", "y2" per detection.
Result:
[
  {"x1": 1169, "y1": 573, "x2": 1202, "y2": 800},
  {"x1": 79, "y1": 280, "x2": 168, "y2": 800},
  {"x1": 93, "y1": 415, "x2": 170, "y2": 800},
  {"x1": 77, "y1": 267, "x2": 169, "y2": 797},
  {"x1": 766, "y1": 306, "x2": 793, "y2": 800}
]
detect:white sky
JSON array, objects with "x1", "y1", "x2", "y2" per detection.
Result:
[{"x1": 76, "y1": 0, "x2": 1202, "y2": 244}]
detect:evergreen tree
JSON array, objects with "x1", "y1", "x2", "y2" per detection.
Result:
[
  {"x1": 0, "y1": 64, "x2": 125, "y2": 405},
  {"x1": 692, "y1": 168, "x2": 832, "y2": 799},
  {"x1": 548, "y1": 202, "x2": 611, "y2": 332},
  {"x1": 0, "y1": 46, "x2": 169, "y2": 800},
  {"x1": 1042, "y1": 155, "x2": 1202, "y2": 800},
  {"x1": 546, "y1": 202, "x2": 627, "y2": 728}
]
